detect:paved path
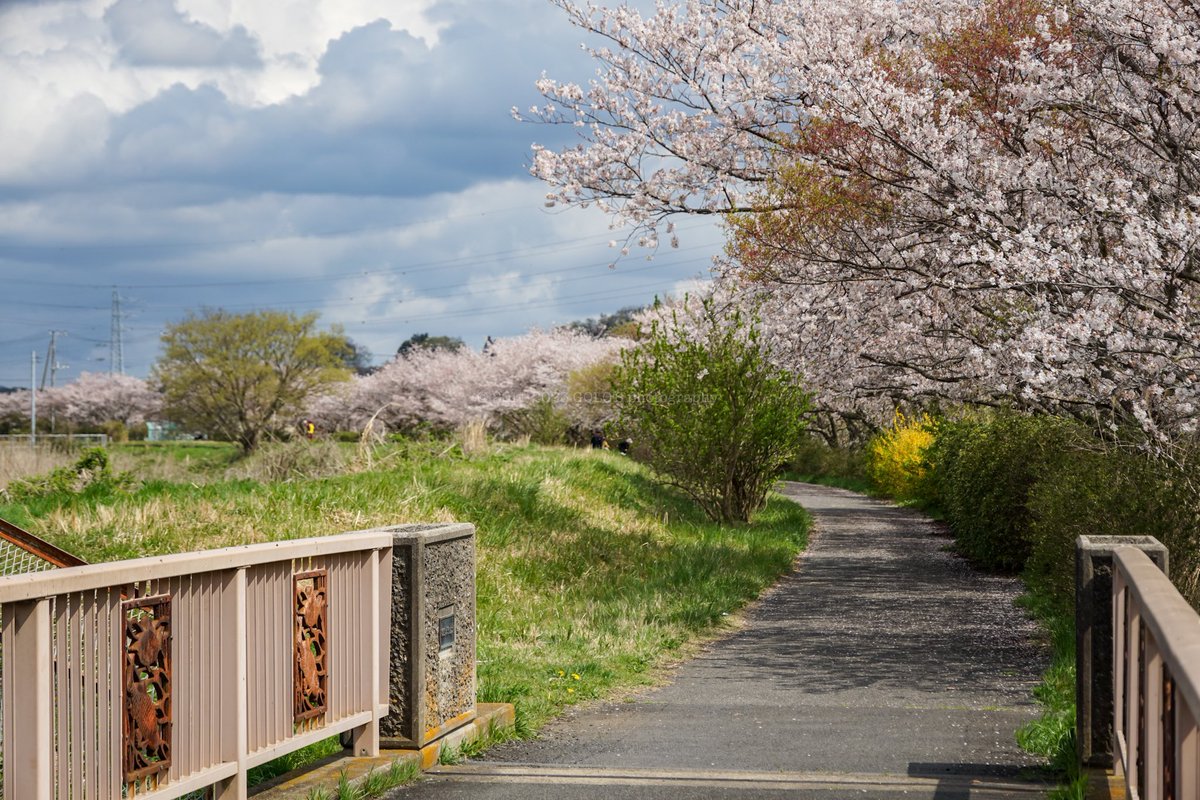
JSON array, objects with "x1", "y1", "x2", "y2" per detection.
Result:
[{"x1": 388, "y1": 483, "x2": 1051, "y2": 799}]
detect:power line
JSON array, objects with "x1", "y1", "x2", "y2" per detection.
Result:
[
  {"x1": 0, "y1": 198, "x2": 554, "y2": 259},
  {"x1": 0, "y1": 219, "x2": 718, "y2": 291},
  {"x1": 0, "y1": 247, "x2": 716, "y2": 317}
]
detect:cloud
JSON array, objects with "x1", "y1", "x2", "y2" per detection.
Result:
[
  {"x1": 105, "y1": 0, "x2": 263, "y2": 68},
  {"x1": 119, "y1": 4, "x2": 585, "y2": 197},
  {"x1": 0, "y1": 0, "x2": 726, "y2": 385}
]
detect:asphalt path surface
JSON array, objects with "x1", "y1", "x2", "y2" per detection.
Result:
[{"x1": 386, "y1": 482, "x2": 1051, "y2": 799}]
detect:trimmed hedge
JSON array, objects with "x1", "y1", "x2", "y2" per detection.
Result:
[
  {"x1": 927, "y1": 414, "x2": 1073, "y2": 573},
  {"x1": 863, "y1": 411, "x2": 1200, "y2": 612},
  {"x1": 1025, "y1": 444, "x2": 1200, "y2": 617}
]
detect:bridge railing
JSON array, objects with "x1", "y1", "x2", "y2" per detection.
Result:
[
  {"x1": 1113, "y1": 546, "x2": 1200, "y2": 800},
  {"x1": 0, "y1": 531, "x2": 393, "y2": 800}
]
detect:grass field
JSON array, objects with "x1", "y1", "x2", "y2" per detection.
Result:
[{"x1": 0, "y1": 440, "x2": 810, "y2": 735}]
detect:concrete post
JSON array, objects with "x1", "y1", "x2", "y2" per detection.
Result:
[
  {"x1": 1076, "y1": 535, "x2": 1168, "y2": 769},
  {"x1": 371, "y1": 523, "x2": 477, "y2": 749}
]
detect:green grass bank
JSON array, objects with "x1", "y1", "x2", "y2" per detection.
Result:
[{"x1": 0, "y1": 442, "x2": 810, "y2": 738}]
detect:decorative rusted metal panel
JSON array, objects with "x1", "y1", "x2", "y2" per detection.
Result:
[
  {"x1": 293, "y1": 569, "x2": 329, "y2": 723},
  {"x1": 123, "y1": 593, "x2": 172, "y2": 783}
]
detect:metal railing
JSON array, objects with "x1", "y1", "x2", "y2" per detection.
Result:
[
  {"x1": 1113, "y1": 546, "x2": 1200, "y2": 800},
  {"x1": 0, "y1": 434, "x2": 109, "y2": 448},
  {"x1": 0, "y1": 532, "x2": 392, "y2": 800}
]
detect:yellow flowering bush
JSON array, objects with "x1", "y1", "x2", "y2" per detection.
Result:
[{"x1": 868, "y1": 411, "x2": 936, "y2": 501}]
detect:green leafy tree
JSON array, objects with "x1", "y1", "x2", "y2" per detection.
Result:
[
  {"x1": 153, "y1": 309, "x2": 351, "y2": 452},
  {"x1": 613, "y1": 299, "x2": 811, "y2": 523},
  {"x1": 397, "y1": 332, "x2": 465, "y2": 357},
  {"x1": 342, "y1": 337, "x2": 376, "y2": 375}
]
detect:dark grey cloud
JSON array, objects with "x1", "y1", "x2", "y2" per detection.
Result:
[
  {"x1": 105, "y1": 0, "x2": 263, "y2": 68},
  {"x1": 85, "y1": 1, "x2": 589, "y2": 199}
]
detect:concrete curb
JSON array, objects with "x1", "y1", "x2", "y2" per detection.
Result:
[
  {"x1": 1084, "y1": 767, "x2": 1127, "y2": 800},
  {"x1": 249, "y1": 703, "x2": 516, "y2": 798}
]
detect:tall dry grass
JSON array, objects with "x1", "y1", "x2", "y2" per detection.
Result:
[
  {"x1": 0, "y1": 444, "x2": 77, "y2": 491},
  {"x1": 456, "y1": 418, "x2": 489, "y2": 456}
]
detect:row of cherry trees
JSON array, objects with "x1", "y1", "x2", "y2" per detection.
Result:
[
  {"x1": 0, "y1": 330, "x2": 625, "y2": 439},
  {"x1": 308, "y1": 328, "x2": 624, "y2": 434},
  {"x1": 0, "y1": 373, "x2": 163, "y2": 431},
  {"x1": 526, "y1": 0, "x2": 1200, "y2": 445}
]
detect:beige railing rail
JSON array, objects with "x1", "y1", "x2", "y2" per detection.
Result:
[
  {"x1": 0, "y1": 531, "x2": 393, "y2": 800},
  {"x1": 1113, "y1": 546, "x2": 1200, "y2": 800}
]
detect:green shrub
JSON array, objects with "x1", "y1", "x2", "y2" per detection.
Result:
[
  {"x1": 4, "y1": 447, "x2": 134, "y2": 502},
  {"x1": 499, "y1": 397, "x2": 572, "y2": 446},
  {"x1": 100, "y1": 419, "x2": 129, "y2": 444},
  {"x1": 1026, "y1": 444, "x2": 1200, "y2": 615},
  {"x1": 614, "y1": 299, "x2": 811, "y2": 523},
  {"x1": 787, "y1": 436, "x2": 868, "y2": 484},
  {"x1": 929, "y1": 413, "x2": 1071, "y2": 572}
]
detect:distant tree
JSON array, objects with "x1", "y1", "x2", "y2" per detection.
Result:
[
  {"x1": 397, "y1": 333, "x2": 465, "y2": 357},
  {"x1": 565, "y1": 305, "x2": 646, "y2": 337},
  {"x1": 311, "y1": 329, "x2": 623, "y2": 434},
  {"x1": 614, "y1": 298, "x2": 810, "y2": 523},
  {"x1": 50, "y1": 372, "x2": 163, "y2": 428},
  {"x1": 342, "y1": 338, "x2": 376, "y2": 375},
  {"x1": 152, "y1": 309, "x2": 351, "y2": 451}
]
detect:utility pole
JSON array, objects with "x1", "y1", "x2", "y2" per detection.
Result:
[
  {"x1": 40, "y1": 331, "x2": 67, "y2": 433},
  {"x1": 110, "y1": 288, "x2": 124, "y2": 376},
  {"x1": 40, "y1": 330, "x2": 67, "y2": 390},
  {"x1": 30, "y1": 351, "x2": 37, "y2": 447}
]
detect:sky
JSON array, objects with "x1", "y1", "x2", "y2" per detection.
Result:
[{"x1": 0, "y1": 0, "x2": 723, "y2": 385}]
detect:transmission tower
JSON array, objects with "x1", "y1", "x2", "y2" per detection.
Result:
[
  {"x1": 110, "y1": 288, "x2": 124, "y2": 376},
  {"x1": 40, "y1": 330, "x2": 67, "y2": 390}
]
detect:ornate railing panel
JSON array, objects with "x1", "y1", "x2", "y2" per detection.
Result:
[
  {"x1": 123, "y1": 593, "x2": 173, "y2": 787},
  {"x1": 293, "y1": 569, "x2": 328, "y2": 724}
]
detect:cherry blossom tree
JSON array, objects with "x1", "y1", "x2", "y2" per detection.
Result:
[
  {"x1": 48, "y1": 373, "x2": 163, "y2": 428},
  {"x1": 309, "y1": 329, "x2": 624, "y2": 434},
  {"x1": 0, "y1": 374, "x2": 163, "y2": 432},
  {"x1": 524, "y1": 0, "x2": 1200, "y2": 444}
]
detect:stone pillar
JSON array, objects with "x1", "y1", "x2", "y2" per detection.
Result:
[
  {"x1": 1076, "y1": 535, "x2": 1168, "y2": 768},
  {"x1": 375, "y1": 523, "x2": 477, "y2": 749}
]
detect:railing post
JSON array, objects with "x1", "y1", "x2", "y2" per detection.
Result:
[
  {"x1": 213, "y1": 567, "x2": 248, "y2": 800},
  {"x1": 1179, "y1": 701, "x2": 1198, "y2": 799},
  {"x1": 4, "y1": 598, "x2": 53, "y2": 800},
  {"x1": 349, "y1": 548, "x2": 383, "y2": 758},
  {"x1": 1076, "y1": 535, "x2": 1168, "y2": 769}
]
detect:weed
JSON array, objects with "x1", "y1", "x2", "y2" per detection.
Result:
[
  {"x1": 458, "y1": 720, "x2": 518, "y2": 758},
  {"x1": 0, "y1": 443, "x2": 78, "y2": 491},
  {"x1": 246, "y1": 736, "x2": 341, "y2": 787},
  {"x1": 437, "y1": 743, "x2": 463, "y2": 766},
  {"x1": 1015, "y1": 585, "x2": 1080, "y2": 795},
  {"x1": 335, "y1": 769, "x2": 356, "y2": 800},
  {"x1": 456, "y1": 419, "x2": 489, "y2": 457}
]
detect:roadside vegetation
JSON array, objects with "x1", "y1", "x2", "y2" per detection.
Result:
[
  {"x1": 792, "y1": 412, "x2": 1200, "y2": 799},
  {"x1": 614, "y1": 298, "x2": 810, "y2": 524},
  {"x1": 0, "y1": 439, "x2": 809, "y2": 740}
]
